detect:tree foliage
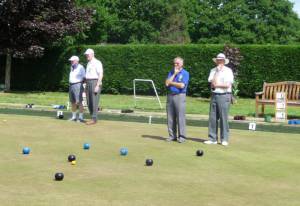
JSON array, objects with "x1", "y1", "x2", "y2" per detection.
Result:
[
  {"x1": 0, "y1": 0, "x2": 92, "y2": 58},
  {"x1": 0, "y1": 0, "x2": 92, "y2": 91},
  {"x1": 185, "y1": 0, "x2": 300, "y2": 44},
  {"x1": 159, "y1": 0, "x2": 191, "y2": 44},
  {"x1": 74, "y1": 0, "x2": 300, "y2": 45},
  {"x1": 76, "y1": 0, "x2": 171, "y2": 44}
]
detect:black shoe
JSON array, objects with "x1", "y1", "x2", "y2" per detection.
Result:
[{"x1": 77, "y1": 118, "x2": 86, "y2": 123}]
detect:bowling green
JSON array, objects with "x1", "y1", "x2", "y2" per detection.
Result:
[{"x1": 0, "y1": 114, "x2": 299, "y2": 206}]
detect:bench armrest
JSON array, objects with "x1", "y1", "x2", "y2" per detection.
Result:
[
  {"x1": 255, "y1": 91, "x2": 264, "y2": 101},
  {"x1": 255, "y1": 91, "x2": 264, "y2": 96}
]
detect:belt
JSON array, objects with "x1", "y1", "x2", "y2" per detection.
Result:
[
  {"x1": 86, "y1": 79, "x2": 98, "y2": 81},
  {"x1": 69, "y1": 82, "x2": 83, "y2": 85},
  {"x1": 169, "y1": 93, "x2": 186, "y2": 96},
  {"x1": 212, "y1": 92, "x2": 232, "y2": 95}
]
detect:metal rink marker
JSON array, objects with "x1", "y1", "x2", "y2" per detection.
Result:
[
  {"x1": 133, "y1": 79, "x2": 162, "y2": 109},
  {"x1": 249, "y1": 122, "x2": 256, "y2": 131}
]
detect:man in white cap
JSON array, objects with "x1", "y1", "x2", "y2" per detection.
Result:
[
  {"x1": 68, "y1": 55, "x2": 86, "y2": 122},
  {"x1": 204, "y1": 53, "x2": 234, "y2": 146},
  {"x1": 84, "y1": 48, "x2": 103, "y2": 125}
]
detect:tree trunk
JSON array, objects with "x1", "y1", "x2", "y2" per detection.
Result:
[{"x1": 4, "y1": 53, "x2": 12, "y2": 92}]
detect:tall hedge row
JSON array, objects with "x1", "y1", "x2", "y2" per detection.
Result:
[{"x1": 1, "y1": 45, "x2": 300, "y2": 97}]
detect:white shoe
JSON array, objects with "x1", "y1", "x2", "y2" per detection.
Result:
[
  {"x1": 204, "y1": 140, "x2": 217, "y2": 145},
  {"x1": 68, "y1": 118, "x2": 77, "y2": 122},
  {"x1": 221, "y1": 141, "x2": 229, "y2": 146}
]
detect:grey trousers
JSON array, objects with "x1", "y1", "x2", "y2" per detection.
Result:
[
  {"x1": 86, "y1": 80, "x2": 101, "y2": 121},
  {"x1": 167, "y1": 93, "x2": 186, "y2": 139},
  {"x1": 208, "y1": 93, "x2": 231, "y2": 142}
]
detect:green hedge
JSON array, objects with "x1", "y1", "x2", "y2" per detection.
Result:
[
  {"x1": 1, "y1": 44, "x2": 300, "y2": 97},
  {"x1": 0, "y1": 48, "x2": 65, "y2": 91}
]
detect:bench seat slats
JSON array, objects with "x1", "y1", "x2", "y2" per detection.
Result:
[{"x1": 255, "y1": 81, "x2": 300, "y2": 117}]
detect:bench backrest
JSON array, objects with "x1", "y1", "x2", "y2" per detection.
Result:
[{"x1": 263, "y1": 81, "x2": 300, "y2": 100}]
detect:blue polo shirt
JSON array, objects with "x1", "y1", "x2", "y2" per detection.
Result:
[{"x1": 166, "y1": 68, "x2": 189, "y2": 94}]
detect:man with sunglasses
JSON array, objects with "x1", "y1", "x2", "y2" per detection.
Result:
[{"x1": 165, "y1": 57, "x2": 189, "y2": 143}]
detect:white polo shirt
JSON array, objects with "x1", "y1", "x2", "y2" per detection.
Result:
[
  {"x1": 69, "y1": 64, "x2": 85, "y2": 84},
  {"x1": 86, "y1": 58, "x2": 103, "y2": 80},
  {"x1": 208, "y1": 66, "x2": 234, "y2": 93}
]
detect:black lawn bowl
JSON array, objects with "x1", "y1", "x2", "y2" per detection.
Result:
[
  {"x1": 121, "y1": 109, "x2": 134, "y2": 113},
  {"x1": 68, "y1": 154, "x2": 76, "y2": 162},
  {"x1": 234, "y1": 115, "x2": 246, "y2": 120},
  {"x1": 145, "y1": 159, "x2": 153, "y2": 166},
  {"x1": 196, "y1": 150, "x2": 204, "y2": 157},
  {"x1": 54, "y1": 172, "x2": 64, "y2": 181},
  {"x1": 25, "y1": 104, "x2": 34, "y2": 109}
]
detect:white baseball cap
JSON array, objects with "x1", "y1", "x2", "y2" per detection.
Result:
[
  {"x1": 69, "y1": 56, "x2": 79, "y2": 61},
  {"x1": 84, "y1": 48, "x2": 94, "y2": 55}
]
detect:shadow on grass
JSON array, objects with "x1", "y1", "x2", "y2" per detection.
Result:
[
  {"x1": 142, "y1": 134, "x2": 207, "y2": 143},
  {"x1": 186, "y1": 137, "x2": 207, "y2": 143},
  {"x1": 1, "y1": 108, "x2": 300, "y2": 134},
  {"x1": 142, "y1": 135, "x2": 166, "y2": 141}
]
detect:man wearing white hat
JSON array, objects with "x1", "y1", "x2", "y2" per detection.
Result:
[
  {"x1": 84, "y1": 48, "x2": 103, "y2": 125},
  {"x1": 68, "y1": 55, "x2": 86, "y2": 122},
  {"x1": 204, "y1": 53, "x2": 234, "y2": 146}
]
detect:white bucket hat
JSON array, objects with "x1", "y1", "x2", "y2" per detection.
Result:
[
  {"x1": 212, "y1": 53, "x2": 229, "y2": 64},
  {"x1": 68, "y1": 56, "x2": 79, "y2": 61},
  {"x1": 84, "y1": 48, "x2": 94, "y2": 55}
]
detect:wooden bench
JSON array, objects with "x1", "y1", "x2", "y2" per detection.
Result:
[{"x1": 255, "y1": 81, "x2": 300, "y2": 117}]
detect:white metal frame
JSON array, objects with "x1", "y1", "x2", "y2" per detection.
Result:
[{"x1": 133, "y1": 79, "x2": 162, "y2": 109}]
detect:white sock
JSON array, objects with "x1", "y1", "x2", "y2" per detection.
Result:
[
  {"x1": 72, "y1": 112, "x2": 77, "y2": 119},
  {"x1": 79, "y1": 113, "x2": 83, "y2": 119}
]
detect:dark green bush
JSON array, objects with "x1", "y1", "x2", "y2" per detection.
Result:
[{"x1": 1, "y1": 44, "x2": 300, "y2": 97}]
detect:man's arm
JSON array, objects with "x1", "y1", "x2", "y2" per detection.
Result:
[
  {"x1": 165, "y1": 69, "x2": 185, "y2": 89},
  {"x1": 208, "y1": 69, "x2": 216, "y2": 88},
  {"x1": 81, "y1": 66, "x2": 86, "y2": 82},
  {"x1": 165, "y1": 73, "x2": 175, "y2": 86},
  {"x1": 213, "y1": 82, "x2": 231, "y2": 88},
  {"x1": 96, "y1": 73, "x2": 103, "y2": 87},
  {"x1": 96, "y1": 61, "x2": 103, "y2": 86},
  {"x1": 168, "y1": 81, "x2": 185, "y2": 89},
  {"x1": 213, "y1": 70, "x2": 233, "y2": 89},
  {"x1": 94, "y1": 61, "x2": 103, "y2": 93}
]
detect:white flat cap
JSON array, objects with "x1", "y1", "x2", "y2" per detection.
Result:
[
  {"x1": 84, "y1": 48, "x2": 94, "y2": 55},
  {"x1": 69, "y1": 56, "x2": 79, "y2": 61}
]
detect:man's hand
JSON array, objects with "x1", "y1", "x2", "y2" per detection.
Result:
[
  {"x1": 211, "y1": 70, "x2": 219, "y2": 88},
  {"x1": 211, "y1": 81, "x2": 216, "y2": 88},
  {"x1": 94, "y1": 85, "x2": 100, "y2": 93},
  {"x1": 174, "y1": 67, "x2": 180, "y2": 75},
  {"x1": 166, "y1": 67, "x2": 181, "y2": 87},
  {"x1": 166, "y1": 79, "x2": 171, "y2": 86}
]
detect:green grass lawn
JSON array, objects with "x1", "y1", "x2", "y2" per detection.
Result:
[
  {"x1": 1, "y1": 91, "x2": 300, "y2": 117},
  {"x1": 0, "y1": 114, "x2": 299, "y2": 206}
]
